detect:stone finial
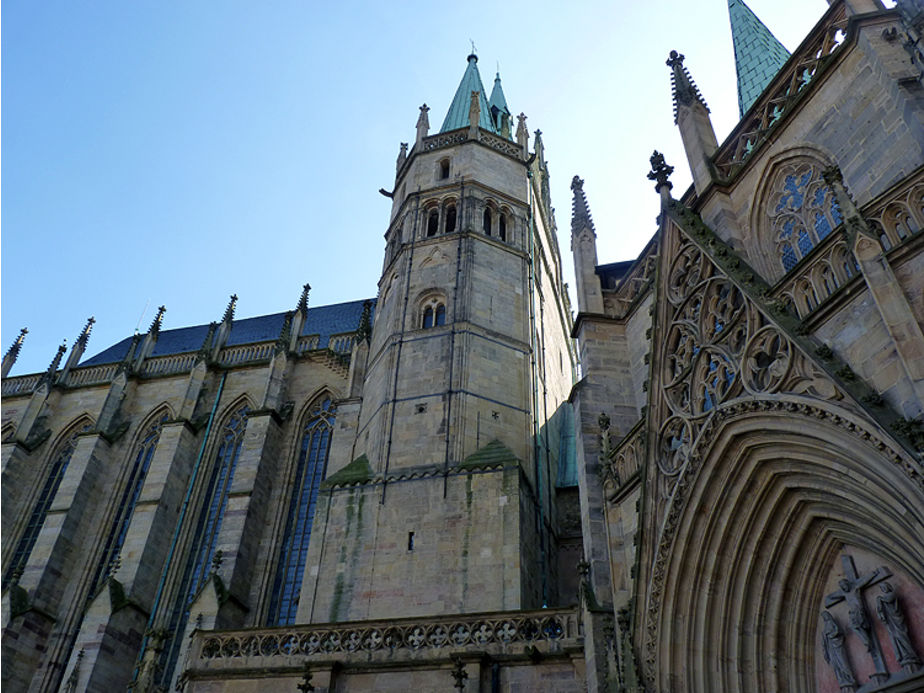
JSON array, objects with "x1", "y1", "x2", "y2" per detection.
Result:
[
  {"x1": 296, "y1": 283, "x2": 311, "y2": 314},
  {"x1": 355, "y1": 300, "x2": 373, "y2": 345},
  {"x1": 667, "y1": 50, "x2": 710, "y2": 123},
  {"x1": 571, "y1": 176, "x2": 595, "y2": 234},
  {"x1": 516, "y1": 113, "x2": 529, "y2": 152},
  {"x1": 1, "y1": 327, "x2": 28, "y2": 378},
  {"x1": 396, "y1": 142, "x2": 408, "y2": 172},
  {"x1": 222, "y1": 294, "x2": 238, "y2": 324},
  {"x1": 211, "y1": 550, "x2": 223, "y2": 574},
  {"x1": 148, "y1": 306, "x2": 166, "y2": 336},
  {"x1": 416, "y1": 104, "x2": 430, "y2": 145},
  {"x1": 648, "y1": 150, "x2": 674, "y2": 192},
  {"x1": 598, "y1": 411, "x2": 611, "y2": 431}
]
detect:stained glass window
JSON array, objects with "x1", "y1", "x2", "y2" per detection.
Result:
[
  {"x1": 88, "y1": 413, "x2": 167, "y2": 597},
  {"x1": 160, "y1": 403, "x2": 249, "y2": 686},
  {"x1": 266, "y1": 397, "x2": 336, "y2": 625},
  {"x1": 768, "y1": 162, "x2": 843, "y2": 273},
  {"x1": 3, "y1": 421, "x2": 91, "y2": 588}
]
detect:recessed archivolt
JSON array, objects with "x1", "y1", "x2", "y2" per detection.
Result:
[{"x1": 648, "y1": 404, "x2": 924, "y2": 692}]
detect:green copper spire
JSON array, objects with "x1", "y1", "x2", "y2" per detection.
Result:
[
  {"x1": 440, "y1": 53, "x2": 498, "y2": 134},
  {"x1": 488, "y1": 72, "x2": 512, "y2": 137},
  {"x1": 728, "y1": 0, "x2": 791, "y2": 116}
]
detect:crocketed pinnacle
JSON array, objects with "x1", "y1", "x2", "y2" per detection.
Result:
[
  {"x1": 75, "y1": 317, "x2": 96, "y2": 350},
  {"x1": 42, "y1": 341, "x2": 68, "y2": 384},
  {"x1": 440, "y1": 53, "x2": 498, "y2": 134},
  {"x1": 667, "y1": 50, "x2": 709, "y2": 124},
  {"x1": 296, "y1": 283, "x2": 311, "y2": 314},
  {"x1": 222, "y1": 294, "x2": 238, "y2": 324},
  {"x1": 570, "y1": 176, "x2": 595, "y2": 235},
  {"x1": 148, "y1": 306, "x2": 166, "y2": 336},
  {"x1": 355, "y1": 300, "x2": 373, "y2": 345},
  {"x1": 4, "y1": 328, "x2": 28, "y2": 361},
  {"x1": 728, "y1": 0, "x2": 791, "y2": 116},
  {"x1": 488, "y1": 71, "x2": 512, "y2": 137}
]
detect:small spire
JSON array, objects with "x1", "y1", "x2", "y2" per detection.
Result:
[
  {"x1": 42, "y1": 341, "x2": 68, "y2": 385},
  {"x1": 516, "y1": 113, "x2": 529, "y2": 152},
  {"x1": 570, "y1": 176, "x2": 595, "y2": 234},
  {"x1": 396, "y1": 142, "x2": 408, "y2": 172},
  {"x1": 667, "y1": 51, "x2": 709, "y2": 124},
  {"x1": 355, "y1": 300, "x2": 373, "y2": 345},
  {"x1": 2, "y1": 328, "x2": 29, "y2": 377},
  {"x1": 75, "y1": 317, "x2": 96, "y2": 350},
  {"x1": 198, "y1": 322, "x2": 218, "y2": 361},
  {"x1": 275, "y1": 311, "x2": 293, "y2": 354},
  {"x1": 296, "y1": 283, "x2": 311, "y2": 314},
  {"x1": 149, "y1": 306, "x2": 166, "y2": 335},
  {"x1": 222, "y1": 294, "x2": 238, "y2": 324}
]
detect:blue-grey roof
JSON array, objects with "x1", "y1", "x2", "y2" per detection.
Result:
[
  {"x1": 728, "y1": 0, "x2": 791, "y2": 116},
  {"x1": 440, "y1": 54, "x2": 500, "y2": 135},
  {"x1": 80, "y1": 298, "x2": 374, "y2": 367}
]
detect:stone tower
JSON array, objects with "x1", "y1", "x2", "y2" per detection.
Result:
[{"x1": 296, "y1": 53, "x2": 578, "y2": 624}]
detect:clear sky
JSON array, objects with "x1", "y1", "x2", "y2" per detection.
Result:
[{"x1": 3, "y1": 0, "x2": 835, "y2": 375}]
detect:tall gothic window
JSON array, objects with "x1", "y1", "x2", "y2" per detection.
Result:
[
  {"x1": 768, "y1": 162, "x2": 842, "y2": 272},
  {"x1": 498, "y1": 212, "x2": 507, "y2": 242},
  {"x1": 160, "y1": 403, "x2": 249, "y2": 685},
  {"x1": 88, "y1": 412, "x2": 167, "y2": 597},
  {"x1": 266, "y1": 397, "x2": 336, "y2": 625},
  {"x1": 483, "y1": 207, "x2": 493, "y2": 235},
  {"x1": 426, "y1": 209, "x2": 439, "y2": 237},
  {"x1": 3, "y1": 420, "x2": 91, "y2": 588}
]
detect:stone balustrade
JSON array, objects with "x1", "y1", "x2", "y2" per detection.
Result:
[
  {"x1": 139, "y1": 352, "x2": 199, "y2": 377},
  {"x1": 63, "y1": 364, "x2": 118, "y2": 387},
  {"x1": 217, "y1": 341, "x2": 275, "y2": 366},
  {"x1": 1, "y1": 373, "x2": 41, "y2": 397},
  {"x1": 188, "y1": 607, "x2": 581, "y2": 667}
]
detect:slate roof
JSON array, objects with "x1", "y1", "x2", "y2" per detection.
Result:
[
  {"x1": 440, "y1": 54, "x2": 501, "y2": 135},
  {"x1": 728, "y1": 0, "x2": 791, "y2": 116},
  {"x1": 80, "y1": 298, "x2": 374, "y2": 367}
]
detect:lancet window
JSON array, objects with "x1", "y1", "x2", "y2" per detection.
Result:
[
  {"x1": 498, "y1": 211, "x2": 507, "y2": 241},
  {"x1": 421, "y1": 296, "x2": 447, "y2": 328},
  {"x1": 426, "y1": 209, "x2": 439, "y2": 237},
  {"x1": 767, "y1": 161, "x2": 843, "y2": 273},
  {"x1": 160, "y1": 403, "x2": 249, "y2": 684},
  {"x1": 484, "y1": 207, "x2": 493, "y2": 235},
  {"x1": 439, "y1": 158, "x2": 450, "y2": 180},
  {"x1": 2, "y1": 420, "x2": 92, "y2": 588},
  {"x1": 266, "y1": 396, "x2": 337, "y2": 625},
  {"x1": 444, "y1": 204, "x2": 457, "y2": 234},
  {"x1": 89, "y1": 412, "x2": 167, "y2": 596}
]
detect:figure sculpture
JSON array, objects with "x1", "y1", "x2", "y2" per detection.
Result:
[
  {"x1": 876, "y1": 582, "x2": 922, "y2": 673},
  {"x1": 822, "y1": 611, "x2": 856, "y2": 690}
]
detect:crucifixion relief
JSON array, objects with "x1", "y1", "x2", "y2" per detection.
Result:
[{"x1": 820, "y1": 553, "x2": 922, "y2": 688}]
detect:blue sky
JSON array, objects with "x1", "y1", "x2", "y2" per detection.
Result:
[{"x1": 3, "y1": 1, "x2": 830, "y2": 375}]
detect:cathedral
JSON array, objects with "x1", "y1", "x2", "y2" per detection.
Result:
[{"x1": 2, "y1": 0, "x2": 923, "y2": 691}]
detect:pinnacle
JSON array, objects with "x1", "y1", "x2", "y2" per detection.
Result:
[
  {"x1": 667, "y1": 50, "x2": 709, "y2": 124},
  {"x1": 571, "y1": 176, "x2": 595, "y2": 234},
  {"x1": 222, "y1": 294, "x2": 238, "y2": 324}
]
